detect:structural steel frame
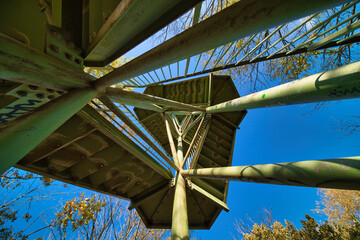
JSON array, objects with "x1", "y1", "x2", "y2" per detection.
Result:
[{"x1": 1, "y1": 0, "x2": 360, "y2": 239}]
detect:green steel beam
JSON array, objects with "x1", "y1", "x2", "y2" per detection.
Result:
[
  {"x1": 0, "y1": 33, "x2": 94, "y2": 91},
  {"x1": 177, "y1": 136, "x2": 184, "y2": 168},
  {"x1": 308, "y1": 19, "x2": 360, "y2": 51},
  {"x1": 85, "y1": 0, "x2": 202, "y2": 66},
  {"x1": 182, "y1": 113, "x2": 204, "y2": 138},
  {"x1": 109, "y1": 97, "x2": 164, "y2": 112},
  {"x1": 128, "y1": 180, "x2": 170, "y2": 211},
  {"x1": 181, "y1": 157, "x2": 360, "y2": 190},
  {"x1": 190, "y1": 182, "x2": 229, "y2": 212},
  {"x1": 190, "y1": 178, "x2": 224, "y2": 201},
  {"x1": 20, "y1": 128, "x2": 97, "y2": 166},
  {"x1": 165, "y1": 111, "x2": 202, "y2": 116},
  {"x1": 182, "y1": 115, "x2": 205, "y2": 169},
  {"x1": 105, "y1": 87, "x2": 205, "y2": 112},
  {"x1": 172, "y1": 173, "x2": 189, "y2": 240},
  {"x1": 171, "y1": 137, "x2": 189, "y2": 239},
  {"x1": 0, "y1": 88, "x2": 97, "y2": 175},
  {"x1": 165, "y1": 115, "x2": 180, "y2": 168},
  {"x1": 78, "y1": 105, "x2": 172, "y2": 180},
  {"x1": 51, "y1": 0, "x2": 62, "y2": 27},
  {"x1": 100, "y1": 96, "x2": 179, "y2": 171},
  {"x1": 207, "y1": 60, "x2": 360, "y2": 113},
  {"x1": 94, "y1": 0, "x2": 350, "y2": 89}
]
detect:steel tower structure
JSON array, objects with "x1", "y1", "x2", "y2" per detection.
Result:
[{"x1": 1, "y1": 0, "x2": 360, "y2": 239}]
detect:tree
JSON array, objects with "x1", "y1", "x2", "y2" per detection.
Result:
[
  {"x1": 333, "y1": 116, "x2": 360, "y2": 137},
  {"x1": 234, "y1": 189, "x2": 360, "y2": 240},
  {"x1": 314, "y1": 189, "x2": 360, "y2": 239},
  {"x1": 0, "y1": 169, "x2": 54, "y2": 240},
  {"x1": 154, "y1": 0, "x2": 359, "y2": 92},
  {"x1": 49, "y1": 193, "x2": 169, "y2": 240},
  {"x1": 0, "y1": 169, "x2": 170, "y2": 240},
  {"x1": 0, "y1": 53, "x2": 171, "y2": 239}
]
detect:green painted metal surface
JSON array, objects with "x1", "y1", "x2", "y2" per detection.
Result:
[
  {"x1": 85, "y1": 0, "x2": 202, "y2": 66},
  {"x1": 0, "y1": 33, "x2": 94, "y2": 91},
  {"x1": 182, "y1": 157, "x2": 360, "y2": 190},
  {"x1": 207, "y1": 61, "x2": 360, "y2": 113},
  {"x1": 0, "y1": 1, "x2": 359, "y2": 238},
  {"x1": 172, "y1": 174, "x2": 189, "y2": 240},
  {"x1": 0, "y1": 87, "x2": 96, "y2": 175},
  {"x1": 94, "y1": 0, "x2": 350, "y2": 89},
  {"x1": 133, "y1": 75, "x2": 247, "y2": 229},
  {"x1": 15, "y1": 105, "x2": 170, "y2": 199}
]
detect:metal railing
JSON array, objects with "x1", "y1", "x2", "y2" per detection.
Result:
[
  {"x1": 121, "y1": 0, "x2": 360, "y2": 88},
  {"x1": 90, "y1": 100, "x2": 172, "y2": 172},
  {"x1": 185, "y1": 114, "x2": 212, "y2": 170}
]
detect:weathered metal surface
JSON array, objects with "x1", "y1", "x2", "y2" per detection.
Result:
[
  {"x1": 133, "y1": 75, "x2": 247, "y2": 229},
  {"x1": 85, "y1": 0, "x2": 202, "y2": 66},
  {"x1": 135, "y1": 76, "x2": 211, "y2": 154},
  {"x1": 16, "y1": 109, "x2": 169, "y2": 200},
  {"x1": 0, "y1": 88, "x2": 96, "y2": 175},
  {"x1": 106, "y1": 87, "x2": 205, "y2": 112},
  {"x1": 182, "y1": 157, "x2": 360, "y2": 190},
  {"x1": 0, "y1": 33, "x2": 94, "y2": 91},
  {"x1": 0, "y1": 80, "x2": 61, "y2": 124},
  {"x1": 165, "y1": 115, "x2": 180, "y2": 168},
  {"x1": 189, "y1": 181, "x2": 229, "y2": 212},
  {"x1": 1, "y1": 0, "x2": 357, "y2": 237},
  {"x1": 78, "y1": 105, "x2": 172, "y2": 180},
  {"x1": 131, "y1": 177, "x2": 230, "y2": 229},
  {"x1": 171, "y1": 173, "x2": 189, "y2": 240},
  {"x1": 0, "y1": 0, "x2": 49, "y2": 52},
  {"x1": 171, "y1": 137, "x2": 189, "y2": 240},
  {"x1": 109, "y1": 97, "x2": 164, "y2": 112},
  {"x1": 94, "y1": 0, "x2": 350, "y2": 89},
  {"x1": 207, "y1": 60, "x2": 360, "y2": 113},
  {"x1": 99, "y1": 96, "x2": 178, "y2": 171},
  {"x1": 182, "y1": 114, "x2": 205, "y2": 168},
  {"x1": 45, "y1": 25, "x2": 84, "y2": 69}
]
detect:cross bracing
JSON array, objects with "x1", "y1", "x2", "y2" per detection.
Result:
[{"x1": 0, "y1": 0, "x2": 360, "y2": 239}]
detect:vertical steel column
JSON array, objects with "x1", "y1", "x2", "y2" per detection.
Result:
[
  {"x1": 165, "y1": 116, "x2": 180, "y2": 168},
  {"x1": 0, "y1": 88, "x2": 97, "y2": 174},
  {"x1": 177, "y1": 136, "x2": 184, "y2": 168},
  {"x1": 171, "y1": 135, "x2": 189, "y2": 240}
]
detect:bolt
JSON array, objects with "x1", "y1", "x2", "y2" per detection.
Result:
[
  {"x1": 50, "y1": 29, "x2": 59, "y2": 39},
  {"x1": 28, "y1": 85, "x2": 39, "y2": 90},
  {"x1": 74, "y1": 58, "x2": 82, "y2": 65},
  {"x1": 16, "y1": 91, "x2": 27, "y2": 97},
  {"x1": 36, "y1": 93, "x2": 44, "y2": 99},
  {"x1": 66, "y1": 41, "x2": 75, "y2": 48},
  {"x1": 81, "y1": 155, "x2": 85, "y2": 159},
  {"x1": 56, "y1": 144, "x2": 61, "y2": 148},
  {"x1": 99, "y1": 164, "x2": 104, "y2": 168},
  {"x1": 65, "y1": 53, "x2": 73, "y2": 60},
  {"x1": 136, "y1": 182, "x2": 140, "y2": 185},
  {"x1": 49, "y1": 44, "x2": 60, "y2": 53},
  {"x1": 127, "y1": 177, "x2": 130, "y2": 180}
]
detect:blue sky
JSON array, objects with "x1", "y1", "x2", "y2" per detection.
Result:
[
  {"x1": 196, "y1": 97, "x2": 360, "y2": 239},
  {"x1": 8, "y1": 96, "x2": 358, "y2": 239},
  {"x1": 4, "y1": 20, "x2": 360, "y2": 239},
  {"x1": 120, "y1": 36, "x2": 360, "y2": 239}
]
